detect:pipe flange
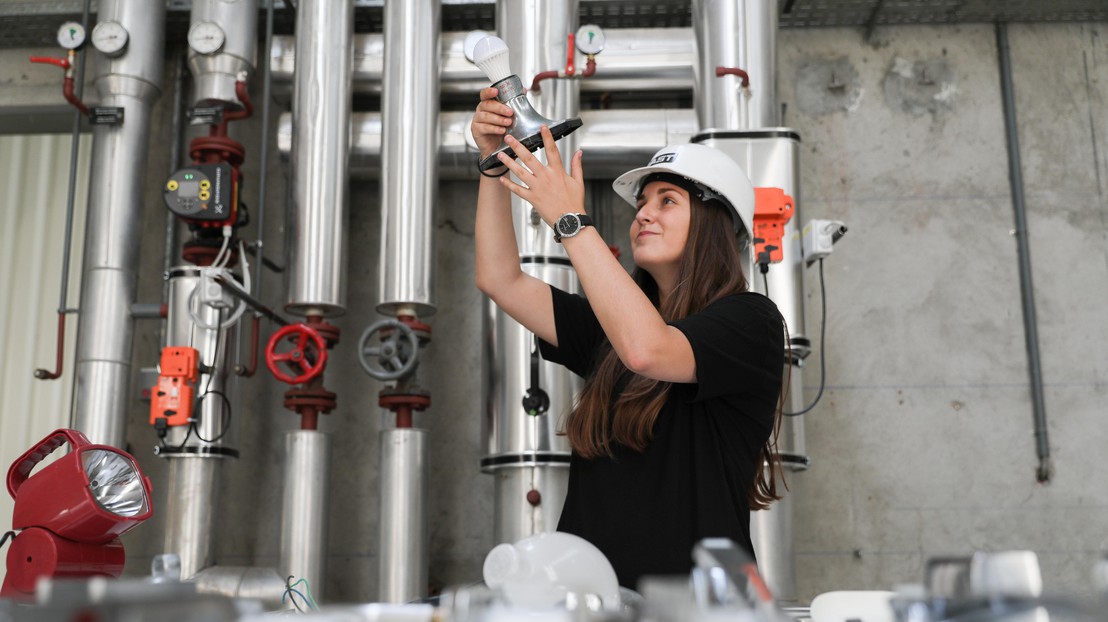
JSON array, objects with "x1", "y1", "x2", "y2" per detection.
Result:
[
  {"x1": 305, "y1": 317, "x2": 341, "y2": 348},
  {"x1": 283, "y1": 387, "x2": 337, "y2": 415},
  {"x1": 189, "y1": 135, "x2": 245, "y2": 167},
  {"x1": 359, "y1": 319, "x2": 420, "y2": 381},
  {"x1": 378, "y1": 392, "x2": 431, "y2": 411}
]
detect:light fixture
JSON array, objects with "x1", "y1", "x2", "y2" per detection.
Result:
[
  {"x1": 471, "y1": 35, "x2": 583, "y2": 173},
  {"x1": 2, "y1": 429, "x2": 153, "y2": 599}
]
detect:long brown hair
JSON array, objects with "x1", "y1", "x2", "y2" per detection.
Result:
[{"x1": 565, "y1": 188, "x2": 787, "y2": 510}]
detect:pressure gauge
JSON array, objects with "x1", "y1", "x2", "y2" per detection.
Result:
[
  {"x1": 575, "y1": 24, "x2": 605, "y2": 55},
  {"x1": 91, "y1": 20, "x2": 129, "y2": 57},
  {"x1": 188, "y1": 22, "x2": 226, "y2": 55},
  {"x1": 57, "y1": 22, "x2": 86, "y2": 50}
]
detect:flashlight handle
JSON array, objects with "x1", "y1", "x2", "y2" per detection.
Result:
[{"x1": 6, "y1": 428, "x2": 91, "y2": 499}]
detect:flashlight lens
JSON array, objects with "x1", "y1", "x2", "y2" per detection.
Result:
[{"x1": 83, "y1": 449, "x2": 149, "y2": 517}]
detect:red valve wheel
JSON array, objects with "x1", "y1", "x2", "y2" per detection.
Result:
[{"x1": 265, "y1": 323, "x2": 328, "y2": 385}]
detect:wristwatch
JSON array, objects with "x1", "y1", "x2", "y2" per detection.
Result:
[{"x1": 553, "y1": 213, "x2": 594, "y2": 243}]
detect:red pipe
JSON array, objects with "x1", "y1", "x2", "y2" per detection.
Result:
[
  {"x1": 239, "y1": 315, "x2": 261, "y2": 377},
  {"x1": 531, "y1": 54, "x2": 597, "y2": 93},
  {"x1": 715, "y1": 66, "x2": 750, "y2": 88},
  {"x1": 29, "y1": 54, "x2": 90, "y2": 117},
  {"x1": 33, "y1": 312, "x2": 66, "y2": 380},
  {"x1": 529, "y1": 69, "x2": 560, "y2": 93}
]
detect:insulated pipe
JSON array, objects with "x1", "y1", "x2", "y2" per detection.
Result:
[
  {"x1": 690, "y1": 1, "x2": 800, "y2": 602},
  {"x1": 280, "y1": 430, "x2": 332, "y2": 603},
  {"x1": 378, "y1": 428, "x2": 430, "y2": 603},
  {"x1": 996, "y1": 23, "x2": 1051, "y2": 483},
  {"x1": 286, "y1": 0, "x2": 353, "y2": 317},
  {"x1": 159, "y1": 266, "x2": 238, "y2": 580},
  {"x1": 692, "y1": 0, "x2": 778, "y2": 130},
  {"x1": 377, "y1": 0, "x2": 440, "y2": 317},
  {"x1": 691, "y1": 132, "x2": 806, "y2": 604},
  {"x1": 278, "y1": 108, "x2": 699, "y2": 180},
  {"x1": 481, "y1": 0, "x2": 579, "y2": 547},
  {"x1": 164, "y1": 459, "x2": 221, "y2": 580},
  {"x1": 187, "y1": 0, "x2": 257, "y2": 108},
  {"x1": 269, "y1": 28, "x2": 696, "y2": 95},
  {"x1": 71, "y1": 0, "x2": 164, "y2": 448}
]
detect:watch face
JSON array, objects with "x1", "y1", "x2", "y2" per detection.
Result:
[{"x1": 557, "y1": 214, "x2": 579, "y2": 237}]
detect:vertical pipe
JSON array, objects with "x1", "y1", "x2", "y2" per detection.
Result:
[
  {"x1": 280, "y1": 430, "x2": 332, "y2": 603},
  {"x1": 377, "y1": 0, "x2": 440, "y2": 317},
  {"x1": 162, "y1": 53, "x2": 186, "y2": 311},
  {"x1": 253, "y1": 0, "x2": 277, "y2": 306},
  {"x1": 286, "y1": 0, "x2": 353, "y2": 317},
  {"x1": 692, "y1": 0, "x2": 778, "y2": 131},
  {"x1": 160, "y1": 267, "x2": 237, "y2": 579},
  {"x1": 483, "y1": 0, "x2": 579, "y2": 546},
  {"x1": 72, "y1": 0, "x2": 165, "y2": 448},
  {"x1": 996, "y1": 23, "x2": 1051, "y2": 483},
  {"x1": 691, "y1": 0, "x2": 800, "y2": 602},
  {"x1": 377, "y1": 428, "x2": 429, "y2": 603},
  {"x1": 164, "y1": 458, "x2": 221, "y2": 579}
]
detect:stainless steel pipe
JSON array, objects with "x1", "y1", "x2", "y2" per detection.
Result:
[
  {"x1": 280, "y1": 430, "x2": 332, "y2": 603},
  {"x1": 482, "y1": 264, "x2": 578, "y2": 543},
  {"x1": 377, "y1": 0, "x2": 441, "y2": 317},
  {"x1": 478, "y1": 0, "x2": 580, "y2": 546},
  {"x1": 72, "y1": 0, "x2": 164, "y2": 448},
  {"x1": 692, "y1": 0, "x2": 779, "y2": 130},
  {"x1": 286, "y1": 0, "x2": 353, "y2": 317},
  {"x1": 269, "y1": 28, "x2": 695, "y2": 96},
  {"x1": 693, "y1": 134, "x2": 805, "y2": 603},
  {"x1": 164, "y1": 458, "x2": 221, "y2": 580},
  {"x1": 378, "y1": 428, "x2": 430, "y2": 603},
  {"x1": 160, "y1": 267, "x2": 238, "y2": 580},
  {"x1": 187, "y1": 0, "x2": 257, "y2": 107},
  {"x1": 277, "y1": 108, "x2": 699, "y2": 179}
]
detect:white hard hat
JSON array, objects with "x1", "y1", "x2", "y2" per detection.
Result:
[{"x1": 612, "y1": 143, "x2": 755, "y2": 237}]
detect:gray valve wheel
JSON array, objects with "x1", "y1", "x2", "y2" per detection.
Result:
[{"x1": 358, "y1": 319, "x2": 420, "y2": 381}]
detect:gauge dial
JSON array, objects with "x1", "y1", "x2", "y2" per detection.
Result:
[
  {"x1": 575, "y1": 24, "x2": 606, "y2": 55},
  {"x1": 188, "y1": 21, "x2": 226, "y2": 55},
  {"x1": 57, "y1": 22, "x2": 86, "y2": 50},
  {"x1": 91, "y1": 20, "x2": 129, "y2": 57}
]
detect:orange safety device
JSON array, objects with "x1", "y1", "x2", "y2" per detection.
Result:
[
  {"x1": 753, "y1": 187, "x2": 795, "y2": 266},
  {"x1": 149, "y1": 347, "x2": 200, "y2": 428}
]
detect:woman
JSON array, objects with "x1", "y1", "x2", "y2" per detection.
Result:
[{"x1": 472, "y1": 87, "x2": 787, "y2": 590}]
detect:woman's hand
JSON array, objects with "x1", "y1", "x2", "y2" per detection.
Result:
[
  {"x1": 496, "y1": 126, "x2": 585, "y2": 227},
  {"x1": 471, "y1": 86, "x2": 513, "y2": 160}
]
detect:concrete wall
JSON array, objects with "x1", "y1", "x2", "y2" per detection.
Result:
[
  {"x1": 1, "y1": 20, "x2": 1105, "y2": 605},
  {"x1": 778, "y1": 22, "x2": 1108, "y2": 600}
]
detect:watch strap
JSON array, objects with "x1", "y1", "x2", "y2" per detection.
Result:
[{"x1": 553, "y1": 213, "x2": 594, "y2": 243}]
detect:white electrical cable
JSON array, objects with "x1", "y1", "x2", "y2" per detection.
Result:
[{"x1": 187, "y1": 236, "x2": 250, "y2": 331}]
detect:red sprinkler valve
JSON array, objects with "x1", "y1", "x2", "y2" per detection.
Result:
[{"x1": 265, "y1": 323, "x2": 328, "y2": 385}]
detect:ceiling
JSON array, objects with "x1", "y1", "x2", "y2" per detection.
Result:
[{"x1": 0, "y1": 0, "x2": 1104, "y2": 49}]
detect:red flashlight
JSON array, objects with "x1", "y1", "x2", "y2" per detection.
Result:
[{"x1": 2, "y1": 429, "x2": 153, "y2": 599}]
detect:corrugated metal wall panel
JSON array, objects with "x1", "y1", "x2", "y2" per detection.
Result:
[{"x1": 0, "y1": 133, "x2": 90, "y2": 582}]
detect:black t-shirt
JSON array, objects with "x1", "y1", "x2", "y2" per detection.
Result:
[{"x1": 538, "y1": 285, "x2": 784, "y2": 590}]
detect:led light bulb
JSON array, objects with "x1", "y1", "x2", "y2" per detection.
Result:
[{"x1": 473, "y1": 35, "x2": 512, "y2": 83}]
